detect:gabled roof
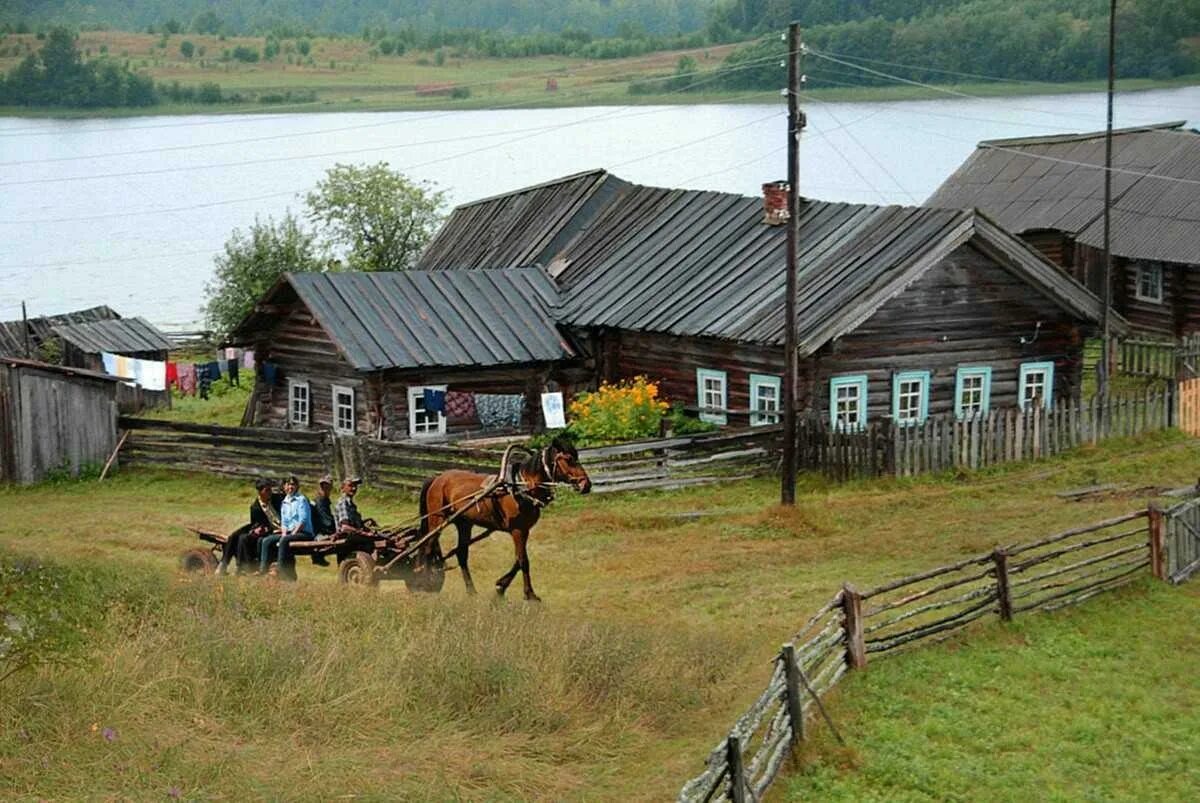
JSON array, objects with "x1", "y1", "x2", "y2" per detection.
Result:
[
  {"x1": 926, "y1": 122, "x2": 1200, "y2": 265},
  {"x1": 415, "y1": 169, "x2": 629, "y2": 271},
  {"x1": 0, "y1": 304, "x2": 121, "y2": 358},
  {"x1": 232, "y1": 269, "x2": 575, "y2": 371},
  {"x1": 555, "y1": 191, "x2": 1113, "y2": 354},
  {"x1": 53, "y1": 317, "x2": 172, "y2": 355}
]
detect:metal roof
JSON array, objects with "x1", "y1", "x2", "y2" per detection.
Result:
[
  {"x1": 238, "y1": 270, "x2": 575, "y2": 371},
  {"x1": 0, "y1": 305, "x2": 122, "y2": 358},
  {"x1": 555, "y1": 191, "x2": 1111, "y2": 353},
  {"x1": 0, "y1": 356, "x2": 122, "y2": 383},
  {"x1": 415, "y1": 169, "x2": 628, "y2": 271},
  {"x1": 926, "y1": 122, "x2": 1200, "y2": 265},
  {"x1": 52, "y1": 316, "x2": 172, "y2": 355}
]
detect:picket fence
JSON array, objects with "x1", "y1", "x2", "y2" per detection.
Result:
[{"x1": 679, "y1": 506, "x2": 1181, "y2": 802}]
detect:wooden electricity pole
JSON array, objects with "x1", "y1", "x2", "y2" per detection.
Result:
[
  {"x1": 1098, "y1": 0, "x2": 1117, "y2": 399},
  {"x1": 781, "y1": 21, "x2": 804, "y2": 505}
]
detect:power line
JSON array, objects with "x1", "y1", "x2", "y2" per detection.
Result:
[{"x1": 609, "y1": 109, "x2": 783, "y2": 169}]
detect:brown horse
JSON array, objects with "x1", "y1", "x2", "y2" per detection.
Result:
[{"x1": 418, "y1": 437, "x2": 591, "y2": 601}]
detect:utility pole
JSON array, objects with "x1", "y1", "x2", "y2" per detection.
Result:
[
  {"x1": 21, "y1": 301, "x2": 30, "y2": 359},
  {"x1": 781, "y1": 21, "x2": 804, "y2": 506},
  {"x1": 1098, "y1": 0, "x2": 1116, "y2": 399}
]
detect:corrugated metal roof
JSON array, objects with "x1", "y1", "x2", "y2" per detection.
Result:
[
  {"x1": 250, "y1": 270, "x2": 575, "y2": 371},
  {"x1": 926, "y1": 122, "x2": 1200, "y2": 265},
  {"x1": 53, "y1": 316, "x2": 172, "y2": 355},
  {"x1": 555, "y1": 191, "x2": 1109, "y2": 353},
  {"x1": 415, "y1": 169, "x2": 628, "y2": 271},
  {"x1": 0, "y1": 305, "x2": 121, "y2": 358}
]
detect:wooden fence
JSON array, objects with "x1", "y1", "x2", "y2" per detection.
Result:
[
  {"x1": 1178, "y1": 379, "x2": 1200, "y2": 437},
  {"x1": 1164, "y1": 497, "x2": 1200, "y2": 583},
  {"x1": 679, "y1": 508, "x2": 1167, "y2": 802}
]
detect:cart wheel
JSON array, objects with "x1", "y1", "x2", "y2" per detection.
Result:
[
  {"x1": 338, "y1": 551, "x2": 379, "y2": 587},
  {"x1": 403, "y1": 549, "x2": 446, "y2": 593},
  {"x1": 180, "y1": 548, "x2": 217, "y2": 575}
]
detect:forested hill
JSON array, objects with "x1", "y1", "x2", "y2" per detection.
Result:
[{"x1": 0, "y1": 0, "x2": 717, "y2": 37}]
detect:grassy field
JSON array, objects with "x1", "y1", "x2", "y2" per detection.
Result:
[
  {"x1": 2, "y1": 431, "x2": 1199, "y2": 800},
  {"x1": 0, "y1": 30, "x2": 1195, "y2": 117}
]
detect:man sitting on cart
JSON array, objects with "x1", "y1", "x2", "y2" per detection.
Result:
[
  {"x1": 218, "y1": 478, "x2": 282, "y2": 575},
  {"x1": 258, "y1": 475, "x2": 313, "y2": 580},
  {"x1": 336, "y1": 477, "x2": 377, "y2": 539},
  {"x1": 310, "y1": 475, "x2": 338, "y2": 566}
]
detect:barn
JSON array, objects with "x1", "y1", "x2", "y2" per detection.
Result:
[
  {"x1": 927, "y1": 122, "x2": 1200, "y2": 339},
  {"x1": 418, "y1": 170, "x2": 1117, "y2": 430},
  {"x1": 229, "y1": 269, "x2": 581, "y2": 439}
]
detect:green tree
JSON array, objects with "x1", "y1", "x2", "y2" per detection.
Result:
[
  {"x1": 203, "y1": 213, "x2": 324, "y2": 337},
  {"x1": 179, "y1": 39, "x2": 194, "y2": 59},
  {"x1": 305, "y1": 163, "x2": 444, "y2": 272}
]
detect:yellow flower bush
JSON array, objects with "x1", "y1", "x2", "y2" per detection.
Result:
[{"x1": 568, "y1": 376, "x2": 670, "y2": 444}]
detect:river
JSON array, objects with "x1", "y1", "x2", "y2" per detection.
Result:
[{"x1": 1, "y1": 86, "x2": 1197, "y2": 329}]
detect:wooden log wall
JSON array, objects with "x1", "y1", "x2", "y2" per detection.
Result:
[
  {"x1": 679, "y1": 507, "x2": 1169, "y2": 802},
  {"x1": 0, "y1": 364, "x2": 119, "y2": 484},
  {"x1": 810, "y1": 243, "x2": 1087, "y2": 423}
]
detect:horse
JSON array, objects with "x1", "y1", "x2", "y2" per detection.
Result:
[{"x1": 417, "y1": 437, "x2": 591, "y2": 601}]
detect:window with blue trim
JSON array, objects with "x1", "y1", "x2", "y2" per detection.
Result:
[
  {"x1": 696, "y1": 368, "x2": 727, "y2": 425},
  {"x1": 955, "y1": 366, "x2": 992, "y2": 420},
  {"x1": 892, "y1": 371, "x2": 931, "y2": 425},
  {"x1": 830, "y1": 374, "x2": 868, "y2": 429},
  {"x1": 1019, "y1": 362, "x2": 1054, "y2": 410},
  {"x1": 749, "y1": 373, "x2": 782, "y2": 426}
]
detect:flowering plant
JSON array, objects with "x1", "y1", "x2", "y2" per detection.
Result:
[{"x1": 568, "y1": 376, "x2": 670, "y2": 444}]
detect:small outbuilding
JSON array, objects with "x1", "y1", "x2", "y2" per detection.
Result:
[
  {"x1": 51, "y1": 316, "x2": 172, "y2": 372},
  {"x1": 0, "y1": 357, "x2": 120, "y2": 484}
]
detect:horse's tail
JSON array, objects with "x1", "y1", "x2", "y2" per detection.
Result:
[{"x1": 418, "y1": 476, "x2": 436, "y2": 536}]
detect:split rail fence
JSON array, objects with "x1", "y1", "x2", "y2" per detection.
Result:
[{"x1": 678, "y1": 505, "x2": 1190, "y2": 802}]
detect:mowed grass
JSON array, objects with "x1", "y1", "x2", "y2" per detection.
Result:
[{"x1": 2, "y1": 430, "x2": 1199, "y2": 800}]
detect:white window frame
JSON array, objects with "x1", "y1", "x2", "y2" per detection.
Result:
[
  {"x1": 332, "y1": 384, "x2": 356, "y2": 435},
  {"x1": 287, "y1": 379, "x2": 310, "y2": 427},
  {"x1": 407, "y1": 385, "x2": 447, "y2": 438},
  {"x1": 829, "y1": 374, "x2": 868, "y2": 430},
  {"x1": 749, "y1": 373, "x2": 782, "y2": 427},
  {"x1": 954, "y1": 366, "x2": 992, "y2": 420},
  {"x1": 891, "y1": 370, "x2": 931, "y2": 426},
  {"x1": 696, "y1": 368, "x2": 728, "y2": 425},
  {"x1": 1019, "y1": 362, "x2": 1055, "y2": 410},
  {"x1": 1135, "y1": 263, "x2": 1163, "y2": 304}
]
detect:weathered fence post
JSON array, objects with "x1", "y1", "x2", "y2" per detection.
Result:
[
  {"x1": 1148, "y1": 503, "x2": 1167, "y2": 582},
  {"x1": 992, "y1": 548, "x2": 1013, "y2": 621},
  {"x1": 841, "y1": 583, "x2": 867, "y2": 670},
  {"x1": 781, "y1": 643, "x2": 805, "y2": 746},
  {"x1": 726, "y1": 735, "x2": 747, "y2": 803}
]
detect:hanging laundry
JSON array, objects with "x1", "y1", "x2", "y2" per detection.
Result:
[
  {"x1": 227, "y1": 358, "x2": 239, "y2": 386},
  {"x1": 445, "y1": 391, "x2": 476, "y2": 421},
  {"x1": 423, "y1": 388, "x2": 447, "y2": 414},
  {"x1": 242, "y1": 350, "x2": 255, "y2": 369},
  {"x1": 101, "y1": 352, "x2": 118, "y2": 376},
  {"x1": 204, "y1": 361, "x2": 221, "y2": 381},
  {"x1": 165, "y1": 362, "x2": 178, "y2": 388},
  {"x1": 114, "y1": 355, "x2": 132, "y2": 380},
  {"x1": 197, "y1": 363, "x2": 212, "y2": 400},
  {"x1": 475, "y1": 394, "x2": 524, "y2": 429},
  {"x1": 177, "y1": 363, "x2": 197, "y2": 395},
  {"x1": 136, "y1": 358, "x2": 167, "y2": 391},
  {"x1": 224, "y1": 346, "x2": 238, "y2": 361}
]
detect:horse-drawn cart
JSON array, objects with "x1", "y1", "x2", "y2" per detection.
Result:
[{"x1": 180, "y1": 524, "x2": 447, "y2": 591}]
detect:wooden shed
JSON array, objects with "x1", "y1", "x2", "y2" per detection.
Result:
[
  {"x1": 421, "y1": 170, "x2": 1119, "y2": 429},
  {"x1": 927, "y1": 122, "x2": 1200, "y2": 338},
  {"x1": 229, "y1": 269, "x2": 583, "y2": 440},
  {"x1": 0, "y1": 357, "x2": 120, "y2": 484}
]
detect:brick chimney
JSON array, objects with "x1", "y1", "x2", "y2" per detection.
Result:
[{"x1": 762, "y1": 181, "x2": 790, "y2": 226}]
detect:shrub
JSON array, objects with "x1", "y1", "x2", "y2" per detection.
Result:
[
  {"x1": 666, "y1": 402, "x2": 718, "y2": 436},
  {"x1": 179, "y1": 39, "x2": 194, "y2": 59},
  {"x1": 449, "y1": 85, "x2": 470, "y2": 99},
  {"x1": 567, "y1": 376, "x2": 668, "y2": 444},
  {"x1": 231, "y1": 45, "x2": 259, "y2": 63}
]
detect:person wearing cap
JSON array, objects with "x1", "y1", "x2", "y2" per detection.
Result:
[
  {"x1": 218, "y1": 478, "x2": 282, "y2": 575},
  {"x1": 259, "y1": 475, "x2": 313, "y2": 580},
  {"x1": 335, "y1": 477, "x2": 376, "y2": 538},
  {"x1": 309, "y1": 475, "x2": 337, "y2": 567}
]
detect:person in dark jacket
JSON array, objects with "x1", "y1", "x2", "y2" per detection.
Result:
[
  {"x1": 218, "y1": 478, "x2": 283, "y2": 575},
  {"x1": 309, "y1": 475, "x2": 337, "y2": 566}
]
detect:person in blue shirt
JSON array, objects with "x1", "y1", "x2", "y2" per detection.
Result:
[{"x1": 259, "y1": 475, "x2": 313, "y2": 580}]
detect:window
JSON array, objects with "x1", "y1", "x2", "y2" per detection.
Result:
[
  {"x1": 332, "y1": 385, "x2": 355, "y2": 435},
  {"x1": 288, "y1": 379, "x2": 309, "y2": 427},
  {"x1": 407, "y1": 385, "x2": 447, "y2": 437},
  {"x1": 1135, "y1": 263, "x2": 1163, "y2": 303},
  {"x1": 1019, "y1": 362, "x2": 1055, "y2": 410},
  {"x1": 829, "y1": 374, "x2": 868, "y2": 429},
  {"x1": 955, "y1": 366, "x2": 992, "y2": 420},
  {"x1": 749, "y1": 374, "x2": 782, "y2": 426},
  {"x1": 891, "y1": 371, "x2": 931, "y2": 425},
  {"x1": 696, "y1": 368, "x2": 727, "y2": 425}
]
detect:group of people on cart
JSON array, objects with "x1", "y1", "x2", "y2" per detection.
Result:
[{"x1": 217, "y1": 473, "x2": 378, "y2": 580}]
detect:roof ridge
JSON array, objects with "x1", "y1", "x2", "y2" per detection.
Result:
[
  {"x1": 978, "y1": 120, "x2": 1189, "y2": 148},
  {"x1": 455, "y1": 168, "x2": 611, "y2": 209}
]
